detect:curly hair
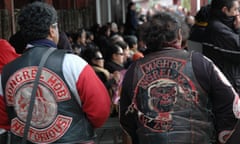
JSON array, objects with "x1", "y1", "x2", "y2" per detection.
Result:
[
  {"x1": 139, "y1": 12, "x2": 181, "y2": 53},
  {"x1": 17, "y1": 2, "x2": 58, "y2": 43}
]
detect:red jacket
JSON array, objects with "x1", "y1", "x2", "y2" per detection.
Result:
[{"x1": 0, "y1": 39, "x2": 19, "y2": 130}]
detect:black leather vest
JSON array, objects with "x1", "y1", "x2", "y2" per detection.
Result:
[
  {"x1": 131, "y1": 48, "x2": 215, "y2": 144},
  {"x1": 1, "y1": 47, "x2": 95, "y2": 144}
]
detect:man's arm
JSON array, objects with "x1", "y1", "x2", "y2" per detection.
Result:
[
  {"x1": 192, "y1": 52, "x2": 240, "y2": 143},
  {"x1": 0, "y1": 76, "x2": 10, "y2": 130},
  {"x1": 77, "y1": 65, "x2": 111, "y2": 128},
  {"x1": 62, "y1": 54, "x2": 111, "y2": 128},
  {"x1": 120, "y1": 62, "x2": 139, "y2": 144}
]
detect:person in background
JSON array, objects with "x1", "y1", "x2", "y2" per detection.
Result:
[
  {"x1": 110, "y1": 34, "x2": 124, "y2": 45},
  {"x1": 189, "y1": 4, "x2": 211, "y2": 43},
  {"x1": 0, "y1": 2, "x2": 111, "y2": 144},
  {"x1": 124, "y1": 35, "x2": 144, "y2": 61},
  {"x1": 105, "y1": 44, "x2": 125, "y2": 73},
  {"x1": 118, "y1": 23, "x2": 125, "y2": 36},
  {"x1": 105, "y1": 44, "x2": 126, "y2": 114},
  {"x1": 72, "y1": 28, "x2": 87, "y2": 56},
  {"x1": 110, "y1": 22, "x2": 119, "y2": 37},
  {"x1": 66, "y1": 31, "x2": 74, "y2": 46},
  {"x1": 86, "y1": 30, "x2": 97, "y2": 48},
  {"x1": 120, "y1": 11, "x2": 240, "y2": 144},
  {"x1": 81, "y1": 47, "x2": 121, "y2": 117},
  {"x1": 57, "y1": 31, "x2": 73, "y2": 52},
  {"x1": 114, "y1": 40, "x2": 132, "y2": 69},
  {"x1": 187, "y1": 4, "x2": 211, "y2": 53},
  {"x1": 95, "y1": 25, "x2": 111, "y2": 59},
  {"x1": 204, "y1": 0, "x2": 240, "y2": 93},
  {"x1": 125, "y1": 2, "x2": 139, "y2": 36}
]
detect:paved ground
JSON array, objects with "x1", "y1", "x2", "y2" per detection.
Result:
[{"x1": 95, "y1": 117, "x2": 123, "y2": 144}]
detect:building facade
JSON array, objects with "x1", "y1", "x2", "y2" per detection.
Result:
[{"x1": 0, "y1": 0, "x2": 210, "y2": 39}]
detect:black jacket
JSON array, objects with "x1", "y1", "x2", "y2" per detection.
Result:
[{"x1": 204, "y1": 17, "x2": 240, "y2": 93}]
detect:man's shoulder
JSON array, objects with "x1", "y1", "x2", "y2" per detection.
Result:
[
  {"x1": 208, "y1": 19, "x2": 232, "y2": 31},
  {"x1": 63, "y1": 53, "x2": 87, "y2": 66}
]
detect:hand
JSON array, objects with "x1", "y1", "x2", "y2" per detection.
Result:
[
  {"x1": 112, "y1": 71, "x2": 121, "y2": 83},
  {"x1": 234, "y1": 15, "x2": 240, "y2": 29}
]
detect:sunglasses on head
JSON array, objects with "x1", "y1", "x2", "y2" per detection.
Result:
[
  {"x1": 115, "y1": 53, "x2": 124, "y2": 56},
  {"x1": 94, "y1": 57, "x2": 104, "y2": 60}
]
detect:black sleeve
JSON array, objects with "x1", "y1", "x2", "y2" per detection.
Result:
[
  {"x1": 119, "y1": 62, "x2": 139, "y2": 144},
  {"x1": 192, "y1": 52, "x2": 211, "y2": 93},
  {"x1": 192, "y1": 52, "x2": 238, "y2": 133}
]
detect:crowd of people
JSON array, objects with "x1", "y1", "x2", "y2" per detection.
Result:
[{"x1": 0, "y1": 0, "x2": 240, "y2": 144}]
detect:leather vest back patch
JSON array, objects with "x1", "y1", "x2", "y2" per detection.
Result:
[
  {"x1": 128, "y1": 48, "x2": 214, "y2": 143},
  {"x1": 6, "y1": 66, "x2": 72, "y2": 143}
]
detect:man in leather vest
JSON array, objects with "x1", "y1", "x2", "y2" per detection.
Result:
[
  {"x1": 119, "y1": 12, "x2": 240, "y2": 144},
  {"x1": 0, "y1": 2, "x2": 111, "y2": 144}
]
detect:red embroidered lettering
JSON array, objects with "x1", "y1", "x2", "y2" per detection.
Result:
[
  {"x1": 31, "y1": 69, "x2": 37, "y2": 79},
  {"x1": 8, "y1": 79, "x2": 17, "y2": 89},
  {"x1": 15, "y1": 73, "x2": 23, "y2": 83},
  {"x1": 11, "y1": 120, "x2": 22, "y2": 132},
  {"x1": 11, "y1": 119, "x2": 24, "y2": 136},
  {"x1": 22, "y1": 71, "x2": 30, "y2": 80},
  {"x1": 47, "y1": 76, "x2": 58, "y2": 86},
  {"x1": 6, "y1": 88, "x2": 14, "y2": 104},
  {"x1": 7, "y1": 67, "x2": 72, "y2": 143},
  {"x1": 53, "y1": 83, "x2": 62, "y2": 91},
  {"x1": 57, "y1": 89, "x2": 66, "y2": 98},
  {"x1": 48, "y1": 129, "x2": 57, "y2": 138}
]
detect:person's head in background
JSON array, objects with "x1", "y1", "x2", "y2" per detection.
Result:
[
  {"x1": 110, "y1": 34, "x2": 124, "y2": 44},
  {"x1": 99, "y1": 25, "x2": 111, "y2": 37},
  {"x1": 57, "y1": 31, "x2": 73, "y2": 52},
  {"x1": 124, "y1": 35, "x2": 138, "y2": 52},
  {"x1": 17, "y1": 1, "x2": 59, "y2": 44},
  {"x1": 118, "y1": 23, "x2": 125, "y2": 36},
  {"x1": 115, "y1": 40, "x2": 130, "y2": 63},
  {"x1": 139, "y1": 12, "x2": 182, "y2": 54},
  {"x1": 211, "y1": 0, "x2": 239, "y2": 17},
  {"x1": 74, "y1": 28, "x2": 87, "y2": 46},
  {"x1": 194, "y1": 4, "x2": 211, "y2": 26},
  {"x1": 210, "y1": 0, "x2": 239, "y2": 29},
  {"x1": 108, "y1": 44, "x2": 125, "y2": 66},
  {"x1": 127, "y1": 1, "x2": 136, "y2": 11},
  {"x1": 86, "y1": 31, "x2": 94, "y2": 44},
  {"x1": 124, "y1": 35, "x2": 144, "y2": 61},
  {"x1": 65, "y1": 31, "x2": 74, "y2": 45},
  {"x1": 82, "y1": 46, "x2": 104, "y2": 68},
  {"x1": 110, "y1": 22, "x2": 119, "y2": 36}
]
